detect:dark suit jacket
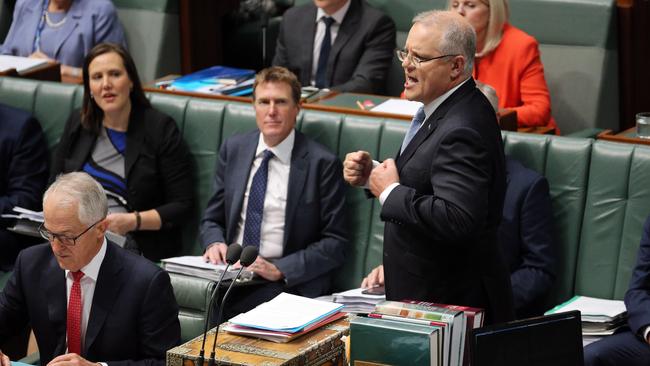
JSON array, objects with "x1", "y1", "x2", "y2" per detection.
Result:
[
  {"x1": 0, "y1": 103, "x2": 48, "y2": 271},
  {"x1": 381, "y1": 79, "x2": 514, "y2": 324},
  {"x1": 625, "y1": 215, "x2": 650, "y2": 336},
  {"x1": 199, "y1": 130, "x2": 347, "y2": 297},
  {"x1": 500, "y1": 157, "x2": 556, "y2": 318},
  {"x1": 272, "y1": 0, "x2": 395, "y2": 94},
  {"x1": 50, "y1": 106, "x2": 193, "y2": 261},
  {"x1": 0, "y1": 241, "x2": 180, "y2": 366}
]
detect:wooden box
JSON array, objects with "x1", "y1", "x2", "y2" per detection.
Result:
[{"x1": 167, "y1": 318, "x2": 349, "y2": 366}]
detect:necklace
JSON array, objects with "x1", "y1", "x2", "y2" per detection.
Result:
[{"x1": 44, "y1": 11, "x2": 67, "y2": 28}]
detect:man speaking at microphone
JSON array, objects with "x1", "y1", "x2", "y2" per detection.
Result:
[
  {"x1": 0, "y1": 172, "x2": 180, "y2": 366},
  {"x1": 200, "y1": 66, "x2": 347, "y2": 322}
]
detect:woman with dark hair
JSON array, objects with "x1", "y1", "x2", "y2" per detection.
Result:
[
  {"x1": 0, "y1": 0, "x2": 126, "y2": 78},
  {"x1": 51, "y1": 43, "x2": 193, "y2": 261}
]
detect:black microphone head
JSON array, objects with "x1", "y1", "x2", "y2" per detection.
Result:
[
  {"x1": 240, "y1": 246, "x2": 259, "y2": 267},
  {"x1": 225, "y1": 244, "x2": 243, "y2": 265}
]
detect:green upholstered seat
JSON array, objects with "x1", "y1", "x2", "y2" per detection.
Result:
[
  {"x1": 169, "y1": 272, "x2": 216, "y2": 342},
  {"x1": 0, "y1": 271, "x2": 11, "y2": 291}
]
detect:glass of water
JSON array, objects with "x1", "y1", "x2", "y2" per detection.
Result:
[{"x1": 637, "y1": 112, "x2": 650, "y2": 139}]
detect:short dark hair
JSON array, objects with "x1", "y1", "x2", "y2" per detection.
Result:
[
  {"x1": 80, "y1": 43, "x2": 150, "y2": 133},
  {"x1": 253, "y1": 66, "x2": 302, "y2": 104}
]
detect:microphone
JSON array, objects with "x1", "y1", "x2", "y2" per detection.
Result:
[
  {"x1": 196, "y1": 244, "x2": 242, "y2": 366},
  {"x1": 209, "y1": 246, "x2": 259, "y2": 366}
]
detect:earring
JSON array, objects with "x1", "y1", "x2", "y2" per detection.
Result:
[{"x1": 90, "y1": 93, "x2": 94, "y2": 99}]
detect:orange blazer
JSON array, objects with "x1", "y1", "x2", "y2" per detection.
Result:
[{"x1": 474, "y1": 23, "x2": 557, "y2": 132}]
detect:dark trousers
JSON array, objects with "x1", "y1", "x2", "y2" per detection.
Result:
[
  {"x1": 210, "y1": 281, "x2": 285, "y2": 326},
  {"x1": 584, "y1": 328, "x2": 650, "y2": 366}
]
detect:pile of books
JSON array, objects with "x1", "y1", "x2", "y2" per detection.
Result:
[
  {"x1": 350, "y1": 300, "x2": 484, "y2": 366},
  {"x1": 546, "y1": 295, "x2": 627, "y2": 341},
  {"x1": 161, "y1": 256, "x2": 251, "y2": 282},
  {"x1": 223, "y1": 292, "x2": 345, "y2": 343}
]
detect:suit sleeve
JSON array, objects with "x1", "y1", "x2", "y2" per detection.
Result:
[
  {"x1": 108, "y1": 270, "x2": 180, "y2": 366},
  {"x1": 198, "y1": 140, "x2": 229, "y2": 249},
  {"x1": 382, "y1": 126, "x2": 492, "y2": 243},
  {"x1": 510, "y1": 175, "x2": 556, "y2": 311},
  {"x1": 273, "y1": 156, "x2": 347, "y2": 288},
  {"x1": 0, "y1": 116, "x2": 48, "y2": 215},
  {"x1": 625, "y1": 216, "x2": 650, "y2": 336},
  {"x1": 509, "y1": 38, "x2": 552, "y2": 127},
  {"x1": 0, "y1": 250, "x2": 31, "y2": 340},
  {"x1": 271, "y1": 15, "x2": 289, "y2": 68},
  {"x1": 93, "y1": 1, "x2": 127, "y2": 49},
  {"x1": 152, "y1": 116, "x2": 193, "y2": 229},
  {"x1": 331, "y1": 13, "x2": 396, "y2": 93}
]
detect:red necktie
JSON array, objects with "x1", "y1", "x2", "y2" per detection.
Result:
[{"x1": 67, "y1": 271, "x2": 84, "y2": 355}]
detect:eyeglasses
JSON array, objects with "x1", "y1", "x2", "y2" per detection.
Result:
[
  {"x1": 38, "y1": 219, "x2": 104, "y2": 246},
  {"x1": 396, "y1": 49, "x2": 459, "y2": 68}
]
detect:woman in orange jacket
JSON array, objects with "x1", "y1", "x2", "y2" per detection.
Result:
[{"x1": 450, "y1": 0, "x2": 558, "y2": 132}]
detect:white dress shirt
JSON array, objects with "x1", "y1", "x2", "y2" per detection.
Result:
[
  {"x1": 234, "y1": 130, "x2": 295, "y2": 259},
  {"x1": 310, "y1": 0, "x2": 351, "y2": 86},
  {"x1": 378, "y1": 77, "x2": 473, "y2": 205},
  {"x1": 65, "y1": 238, "x2": 107, "y2": 353}
]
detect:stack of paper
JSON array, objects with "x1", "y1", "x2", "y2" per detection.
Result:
[
  {"x1": 545, "y1": 295, "x2": 627, "y2": 336},
  {"x1": 224, "y1": 292, "x2": 344, "y2": 342},
  {"x1": 330, "y1": 287, "x2": 385, "y2": 314},
  {"x1": 0, "y1": 55, "x2": 48, "y2": 73},
  {"x1": 161, "y1": 255, "x2": 249, "y2": 282}
]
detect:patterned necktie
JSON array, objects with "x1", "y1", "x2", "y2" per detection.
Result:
[
  {"x1": 67, "y1": 270, "x2": 84, "y2": 355},
  {"x1": 315, "y1": 16, "x2": 335, "y2": 88},
  {"x1": 400, "y1": 106, "x2": 426, "y2": 154},
  {"x1": 243, "y1": 150, "x2": 274, "y2": 248}
]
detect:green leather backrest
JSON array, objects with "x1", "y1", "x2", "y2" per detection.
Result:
[
  {"x1": 168, "y1": 272, "x2": 216, "y2": 343},
  {"x1": 503, "y1": 132, "x2": 592, "y2": 305},
  {"x1": 575, "y1": 142, "x2": 650, "y2": 299},
  {"x1": 112, "y1": 0, "x2": 181, "y2": 83}
]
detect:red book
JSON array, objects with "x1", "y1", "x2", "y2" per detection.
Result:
[{"x1": 404, "y1": 300, "x2": 484, "y2": 366}]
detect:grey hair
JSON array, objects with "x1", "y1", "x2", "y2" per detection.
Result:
[
  {"x1": 43, "y1": 172, "x2": 108, "y2": 225},
  {"x1": 412, "y1": 10, "x2": 476, "y2": 75}
]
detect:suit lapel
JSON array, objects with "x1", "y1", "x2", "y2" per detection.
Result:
[
  {"x1": 396, "y1": 79, "x2": 477, "y2": 170},
  {"x1": 227, "y1": 133, "x2": 258, "y2": 243},
  {"x1": 51, "y1": 4, "x2": 83, "y2": 60},
  {"x1": 283, "y1": 132, "x2": 308, "y2": 248},
  {"x1": 45, "y1": 255, "x2": 67, "y2": 356},
  {"x1": 327, "y1": 0, "x2": 360, "y2": 82},
  {"x1": 124, "y1": 107, "x2": 145, "y2": 180},
  {"x1": 84, "y1": 243, "x2": 125, "y2": 354}
]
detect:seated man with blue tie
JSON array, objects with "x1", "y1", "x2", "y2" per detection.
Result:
[
  {"x1": 0, "y1": 172, "x2": 180, "y2": 366},
  {"x1": 200, "y1": 66, "x2": 348, "y2": 322},
  {"x1": 273, "y1": 0, "x2": 395, "y2": 94}
]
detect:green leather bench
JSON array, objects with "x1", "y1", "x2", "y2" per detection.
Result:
[{"x1": 2, "y1": 76, "x2": 649, "y2": 341}]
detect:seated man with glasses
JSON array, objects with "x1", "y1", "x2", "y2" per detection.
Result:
[{"x1": 0, "y1": 172, "x2": 180, "y2": 366}]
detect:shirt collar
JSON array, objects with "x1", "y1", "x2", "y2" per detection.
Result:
[
  {"x1": 66, "y1": 237, "x2": 107, "y2": 282},
  {"x1": 422, "y1": 77, "x2": 472, "y2": 120},
  {"x1": 316, "y1": 0, "x2": 351, "y2": 25},
  {"x1": 256, "y1": 129, "x2": 295, "y2": 164}
]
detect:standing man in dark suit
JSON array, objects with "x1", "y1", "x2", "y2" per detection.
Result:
[
  {"x1": 0, "y1": 172, "x2": 180, "y2": 366},
  {"x1": 584, "y1": 215, "x2": 650, "y2": 366},
  {"x1": 0, "y1": 103, "x2": 48, "y2": 273},
  {"x1": 272, "y1": 0, "x2": 395, "y2": 94},
  {"x1": 344, "y1": 11, "x2": 513, "y2": 324},
  {"x1": 200, "y1": 66, "x2": 347, "y2": 321}
]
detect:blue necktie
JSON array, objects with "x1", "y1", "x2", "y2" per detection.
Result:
[
  {"x1": 315, "y1": 16, "x2": 335, "y2": 88},
  {"x1": 401, "y1": 107, "x2": 426, "y2": 153},
  {"x1": 243, "y1": 150, "x2": 274, "y2": 248}
]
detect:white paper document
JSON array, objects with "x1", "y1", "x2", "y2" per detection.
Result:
[
  {"x1": 546, "y1": 295, "x2": 626, "y2": 322},
  {"x1": 229, "y1": 292, "x2": 343, "y2": 332},
  {"x1": 0, "y1": 55, "x2": 48, "y2": 73},
  {"x1": 370, "y1": 99, "x2": 423, "y2": 116}
]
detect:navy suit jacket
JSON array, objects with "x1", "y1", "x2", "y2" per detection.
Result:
[
  {"x1": 0, "y1": 242, "x2": 180, "y2": 366},
  {"x1": 272, "y1": 0, "x2": 395, "y2": 94},
  {"x1": 625, "y1": 215, "x2": 650, "y2": 336},
  {"x1": 199, "y1": 130, "x2": 347, "y2": 297},
  {"x1": 500, "y1": 157, "x2": 556, "y2": 318},
  {"x1": 381, "y1": 79, "x2": 514, "y2": 324},
  {"x1": 0, "y1": 103, "x2": 48, "y2": 271}
]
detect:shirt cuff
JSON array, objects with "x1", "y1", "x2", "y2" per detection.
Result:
[
  {"x1": 379, "y1": 183, "x2": 400, "y2": 206},
  {"x1": 643, "y1": 325, "x2": 650, "y2": 342},
  {"x1": 100, "y1": 362, "x2": 108, "y2": 366},
  {"x1": 362, "y1": 160, "x2": 381, "y2": 189}
]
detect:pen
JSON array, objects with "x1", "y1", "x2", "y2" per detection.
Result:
[{"x1": 356, "y1": 100, "x2": 366, "y2": 110}]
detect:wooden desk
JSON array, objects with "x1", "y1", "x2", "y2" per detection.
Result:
[
  {"x1": 597, "y1": 127, "x2": 650, "y2": 146},
  {"x1": 0, "y1": 62, "x2": 61, "y2": 82},
  {"x1": 167, "y1": 318, "x2": 349, "y2": 366},
  {"x1": 516, "y1": 125, "x2": 556, "y2": 135}
]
